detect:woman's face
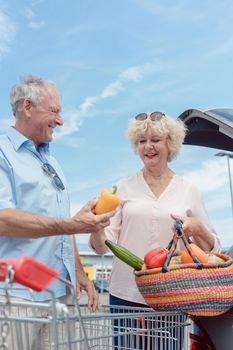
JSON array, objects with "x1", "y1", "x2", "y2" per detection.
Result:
[{"x1": 136, "y1": 129, "x2": 169, "y2": 169}]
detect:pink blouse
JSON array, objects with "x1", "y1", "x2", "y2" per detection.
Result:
[{"x1": 92, "y1": 170, "x2": 221, "y2": 304}]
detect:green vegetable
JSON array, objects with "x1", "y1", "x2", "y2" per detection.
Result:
[{"x1": 105, "y1": 240, "x2": 144, "y2": 271}]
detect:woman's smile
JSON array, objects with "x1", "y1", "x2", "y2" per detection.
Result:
[{"x1": 144, "y1": 151, "x2": 158, "y2": 158}]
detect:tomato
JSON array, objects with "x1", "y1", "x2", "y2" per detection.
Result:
[{"x1": 144, "y1": 247, "x2": 168, "y2": 268}]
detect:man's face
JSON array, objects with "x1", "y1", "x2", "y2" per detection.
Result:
[{"x1": 28, "y1": 91, "x2": 63, "y2": 147}]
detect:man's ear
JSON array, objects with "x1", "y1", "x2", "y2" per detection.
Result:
[{"x1": 23, "y1": 99, "x2": 32, "y2": 116}]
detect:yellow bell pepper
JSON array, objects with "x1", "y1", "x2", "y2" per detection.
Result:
[{"x1": 95, "y1": 185, "x2": 121, "y2": 214}]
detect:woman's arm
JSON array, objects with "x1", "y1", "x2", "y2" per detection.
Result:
[
  {"x1": 89, "y1": 229, "x2": 108, "y2": 255},
  {"x1": 171, "y1": 211, "x2": 215, "y2": 251},
  {"x1": 172, "y1": 182, "x2": 221, "y2": 252},
  {"x1": 171, "y1": 207, "x2": 221, "y2": 253},
  {"x1": 89, "y1": 204, "x2": 122, "y2": 254}
]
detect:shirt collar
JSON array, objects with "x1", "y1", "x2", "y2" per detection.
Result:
[{"x1": 6, "y1": 126, "x2": 50, "y2": 153}]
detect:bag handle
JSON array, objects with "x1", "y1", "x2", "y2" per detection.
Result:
[{"x1": 162, "y1": 220, "x2": 204, "y2": 272}]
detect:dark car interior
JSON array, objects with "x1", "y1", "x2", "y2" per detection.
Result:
[{"x1": 178, "y1": 108, "x2": 233, "y2": 151}]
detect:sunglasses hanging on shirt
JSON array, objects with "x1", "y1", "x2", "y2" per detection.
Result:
[{"x1": 41, "y1": 162, "x2": 65, "y2": 191}]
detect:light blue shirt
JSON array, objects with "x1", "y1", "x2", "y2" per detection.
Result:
[{"x1": 0, "y1": 127, "x2": 76, "y2": 301}]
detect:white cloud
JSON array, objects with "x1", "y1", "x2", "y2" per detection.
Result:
[
  {"x1": 54, "y1": 109, "x2": 83, "y2": 140},
  {"x1": 79, "y1": 96, "x2": 99, "y2": 114},
  {"x1": 0, "y1": 10, "x2": 15, "y2": 56},
  {"x1": 79, "y1": 64, "x2": 150, "y2": 115},
  {"x1": 183, "y1": 158, "x2": 231, "y2": 192},
  {"x1": 119, "y1": 66, "x2": 145, "y2": 81},
  {"x1": 55, "y1": 62, "x2": 162, "y2": 140},
  {"x1": 183, "y1": 158, "x2": 233, "y2": 235},
  {"x1": 205, "y1": 193, "x2": 232, "y2": 211},
  {"x1": 100, "y1": 81, "x2": 124, "y2": 98}
]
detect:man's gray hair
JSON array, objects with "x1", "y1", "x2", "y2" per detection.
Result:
[{"x1": 10, "y1": 75, "x2": 60, "y2": 116}]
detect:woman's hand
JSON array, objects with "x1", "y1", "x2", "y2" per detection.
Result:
[
  {"x1": 171, "y1": 210, "x2": 198, "y2": 238},
  {"x1": 171, "y1": 210, "x2": 215, "y2": 251}
]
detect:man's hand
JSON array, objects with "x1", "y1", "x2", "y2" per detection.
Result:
[
  {"x1": 76, "y1": 272, "x2": 99, "y2": 311},
  {"x1": 73, "y1": 236, "x2": 99, "y2": 311},
  {"x1": 71, "y1": 199, "x2": 115, "y2": 234}
]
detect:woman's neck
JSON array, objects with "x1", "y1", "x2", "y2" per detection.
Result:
[
  {"x1": 142, "y1": 167, "x2": 175, "y2": 197},
  {"x1": 143, "y1": 166, "x2": 174, "y2": 180}
]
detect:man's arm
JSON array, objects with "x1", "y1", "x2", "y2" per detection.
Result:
[
  {"x1": 0, "y1": 200, "x2": 115, "y2": 238},
  {"x1": 73, "y1": 237, "x2": 99, "y2": 311}
]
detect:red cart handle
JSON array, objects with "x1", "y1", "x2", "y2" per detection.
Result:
[{"x1": 0, "y1": 256, "x2": 59, "y2": 291}]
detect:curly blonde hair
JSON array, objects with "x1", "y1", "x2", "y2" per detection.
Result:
[{"x1": 127, "y1": 113, "x2": 187, "y2": 162}]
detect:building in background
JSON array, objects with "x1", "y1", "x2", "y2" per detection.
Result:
[{"x1": 77, "y1": 242, "x2": 113, "y2": 281}]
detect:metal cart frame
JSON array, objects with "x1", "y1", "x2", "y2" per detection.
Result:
[{"x1": 0, "y1": 264, "x2": 192, "y2": 350}]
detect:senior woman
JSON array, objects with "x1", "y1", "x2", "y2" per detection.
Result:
[{"x1": 90, "y1": 112, "x2": 221, "y2": 348}]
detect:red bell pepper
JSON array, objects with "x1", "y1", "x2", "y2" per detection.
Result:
[{"x1": 144, "y1": 247, "x2": 168, "y2": 268}]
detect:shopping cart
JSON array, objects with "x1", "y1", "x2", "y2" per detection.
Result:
[
  {"x1": 0, "y1": 257, "x2": 192, "y2": 349},
  {"x1": 81, "y1": 304, "x2": 193, "y2": 350},
  {"x1": 0, "y1": 256, "x2": 91, "y2": 350}
]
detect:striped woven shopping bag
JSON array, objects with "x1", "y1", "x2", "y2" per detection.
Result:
[{"x1": 135, "y1": 221, "x2": 233, "y2": 317}]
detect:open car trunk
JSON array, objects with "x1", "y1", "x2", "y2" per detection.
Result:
[
  {"x1": 178, "y1": 107, "x2": 233, "y2": 257},
  {"x1": 178, "y1": 108, "x2": 233, "y2": 151},
  {"x1": 178, "y1": 108, "x2": 233, "y2": 350}
]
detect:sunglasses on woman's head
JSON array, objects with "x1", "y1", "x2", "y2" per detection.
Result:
[{"x1": 135, "y1": 112, "x2": 165, "y2": 121}]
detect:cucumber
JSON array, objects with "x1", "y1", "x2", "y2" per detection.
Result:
[{"x1": 105, "y1": 240, "x2": 144, "y2": 271}]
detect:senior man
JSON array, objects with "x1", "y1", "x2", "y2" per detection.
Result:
[{"x1": 0, "y1": 76, "x2": 113, "y2": 308}]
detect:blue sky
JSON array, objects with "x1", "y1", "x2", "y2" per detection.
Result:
[{"x1": 0, "y1": 0, "x2": 232, "y2": 248}]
